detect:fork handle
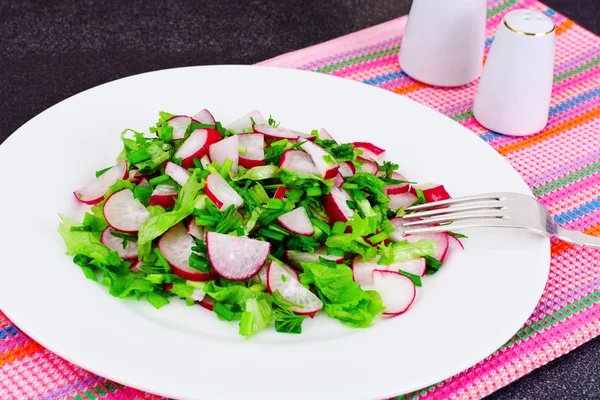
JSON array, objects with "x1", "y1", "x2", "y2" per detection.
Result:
[{"x1": 555, "y1": 227, "x2": 600, "y2": 248}]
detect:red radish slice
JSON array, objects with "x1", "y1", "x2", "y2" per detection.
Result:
[
  {"x1": 187, "y1": 219, "x2": 204, "y2": 240},
  {"x1": 129, "y1": 260, "x2": 143, "y2": 272},
  {"x1": 128, "y1": 169, "x2": 143, "y2": 185},
  {"x1": 389, "y1": 192, "x2": 418, "y2": 211},
  {"x1": 406, "y1": 233, "x2": 449, "y2": 261},
  {"x1": 238, "y1": 133, "x2": 265, "y2": 168},
  {"x1": 139, "y1": 177, "x2": 149, "y2": 186},
  {"x1": 338, "y1": 161, "x2": 356, "y2": 177},
  {"x1": 358, "y1": 158, "x2": 379, "y2": 174},
  {"x1": 286, "y1": 247, "x2": 344, "y2": 268},
  {"x1": 205, "y1": 173, "x2": 244, "y2": 210},
  {"x1": 280, "y1": 150, "x2": 316, "y2": 174},
  {"x1": 167, "y1": 116, "x2": 192, "y2": 140},
  {"x1": 448, "y1": 234, "x2": 465, "y2": 250},
  {"x1": 159, "y1": 224, "x2": 215, "y2": 281},
  {"x1": 410, "y1": 184, "x2": 452, "y2": 203},
  {"x1": 253, "y1": 124, "x2": 314, "y2": 142},
  {"x1": 165, "y1": 162, "x2": 190, "y2": 186},
  {"x1": 333, "y1": 173, "x2": 344, "y2": 188},
  {"x1": 351, "y1": 142, "x2": 386, "y2": 163},
  {"x1": 206, "y1": 232, "x2": 270, "y2": 280},
  {"x1": 381, "y1": 172, "x2": 409, "y2": 195},
  {"x1": 318, "y1": 128, "x2": 335, "y2": 141},
  {"x1": 300, "y1": 140, "x2": 339, "y2": 179},
  {"x1": 277, "y1": 207, "x2": 314, "y2": 236},
  {"x1": 175, "y1": 128, "x2": 222, "y2": 169},
  {"x1": 192, "y1": 109, "x2": 216, "y2": 126},
  {"x1": 322, "y1": 186, "x2": 354, "y2": 223},
  {"x1": 73, "y1": 160, "x2": 128, "y2": 205},
  {"x1": 267, "y1": 261, "x2": 323, "y2": 314},
  {"x1": 104, "y1": 189, "x2": 151, "y2": 233},
  {"x1": 352, "y1": 255, "x2": 382, "y2": 288},
  {"x1": 101, "y1": 227, "x2": 138, "y2": 260},
  {"x1": 149, "y1": 184, "x2": 178, "y2": 208},
  {"x1": 226, "y1": 110, "x2": 267, "y2": 133},
  {"x1": 373, "y1": 270, "x2": 416, "y2": 316},
  {"x1": 273, "y1": 186, "x2": 287, "y2": 199},
  {"x1": 199, "y1": 295, "x2": 215, "y2": 311},
  {"x1": 396, "y1": 258, "x2": 426, "y2": 277},
  {"x1": 209, "y1": 135, "x2": 239, "y2": 173}
]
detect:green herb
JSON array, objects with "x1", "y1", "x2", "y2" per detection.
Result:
[
  {"x1": 153, "y1": 247, "x2": 171, "y2": 272},
  {"x1": 147, "y1": 292, "x2": 170, "y2": 309},
  {"x1": 149, "y1": 174, "x2": 172, "y2": 186},
  {"x1": 95, "y1": 166, "x2": 112, "y2": 178},
  {"x1": 397, "y1": 269, "x2": 422, "y2": 286},
  {"x1": 423, "y1": 255, "x2": 443, "y2": 274},
  {"x1": 189, "y1": 253, "x2": 210, "y2": 273},
  {"x1": 271, "y1": 291, "x2": 308, "y2": 334},
  {"x1": 214, "y1": 302, "x2": 236, "y2": 321},
  {"x1": 448, "y1": 231, "x2": 468, "y2": 239},
  {"x1": 268, "y1": 115, "x2": 281, "y2": 128},
  {"x1": 310, "y1": 218, "x2": 331, "y2": 236}
]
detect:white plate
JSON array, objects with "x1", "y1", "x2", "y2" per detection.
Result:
[{"x1": 0, "y1": 65, "x2": 549, "y2": 400}]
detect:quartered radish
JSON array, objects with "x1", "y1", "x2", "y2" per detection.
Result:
[
  {"x1": 192, "y1": 108, "x2": 216, "y2": 126},
  {"x1": 104, "y1": 189, "x2": 151, "y2": 233},
  {"x1": 187, "y1": 219, "x2": 204, "y2": 240},
  {"x1": 411, "y1": 183, "x2": 451, "y2": 203},
  {"x1": 167, "y1": 116, "x2": 192, "y2": 140},
  {"x1": 351, "y1": 142, "x2": 386, "y2": 163},
  {"x1": 158, "y1": 224, "x2": 215, "y2": 281},
  {"x1": 301, "y1": 140, "x2": 339, "y2": 179},
  {"x1": 277, "y1": 207, "x2": 314, "y2": 236},
  {"x1": 129, "y1": 260, "x2": 143, "y2": 272},
  {"x1": 165, "y1": 161, "x2": 190, "y2": 186},
  {"x1": 338, "y1": 161, "x2": 355, "y2": 177},
  {"x1": 322, "y1": 186, "x2": 354, "y2": 222},
  {"x1": 448, "y1": 234, "x2": 465, "y2": 250},
  {"x1": 388, "y1": 192, "x2": 418, "y2": 211},
  {"x1": 267, "y1": 261, "x2": 323, "y2": 315},
  {"x1": 373, "y1": 270, "x2": 416, "y2": 316},
  {"x1": 209, "y1": 134, "x2": 239, "y2": 173},
  {"x1": 101, "y1": 227, "x2": 138, "y2": 260},
  {"x1": 273, "y1": 186, "x2": 287, "y2": 199},
  {"x1": 73, "y1": 159, "x2": 128, "y2": 205},
  {"x1": 238, "y1": 133, "x2": 265, "y2": 168},
  {"x1": 333, "y1": 172, "x2": 344, "y2": 188},
  {"x1": 226, "y1": 110, "x2": 267, "y2": 133},
  {"x1": 286, "y1": 247, "x2": 344, "y2": 268},
  {"x1": 381, "y1": 172, "x2": 409, "y2": 195},
  {"x1": 318, "y1": 127, "x2": 335, "y2": 141},
  {"x1": 358, "y1": 158, "x2": 379, "y2": 174},
  {"x1": 149, "y1": 184, "x2": 178, "y2": 208},
  {"x1": 280, "y1": 150, "x2": 316, "y2": 174},
  {"x1": 396, "y1": 258, "x2": 426, "y2": 277},
  {"x1": 199, "y1": 295, "x2": 215, "y2": 311},
  {"x1": 253, "y1": 124, "x2": 314, "y2": 142},
  {"x1": 205, "y1": 173, "x2": 244, "y2": 210},
  {"x1": 206, "y1": 232, "x2": 270, "y2": 280},
  {"x1": 175, "y1": 128, "x2": 222, "y2": 168}
]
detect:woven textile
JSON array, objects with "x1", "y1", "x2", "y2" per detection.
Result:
[{"x1": 2, "y1": 0, "x2": 600, "y2": 398}]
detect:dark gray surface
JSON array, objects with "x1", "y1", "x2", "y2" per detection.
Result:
[{"x1": 1, "y1": 0, "x2": 599, "y2": 399}]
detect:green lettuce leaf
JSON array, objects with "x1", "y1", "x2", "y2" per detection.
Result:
[
  {"x1": 58, "y1": 215, "x2": 122, "y2": 266},
  {"x1": 240, "y1": 297, "x2": 273, "y2": 337},
  {"x1": 378, "y1": 239, "x2": 436, "y2": 265}
]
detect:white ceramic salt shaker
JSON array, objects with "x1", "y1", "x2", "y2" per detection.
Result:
[
  {"x1": 473, "y1": 9, "x2": 555, "y2": 136},
  {"x1": 399, "y1": 0, "x2": 487, "y2": 87}
]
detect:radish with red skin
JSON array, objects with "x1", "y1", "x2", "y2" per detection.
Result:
[
  {"x1": 73, "y1": 160, "x2": 128, "y2": 205},
  {"x1": 277, "y1": 207, "x2": 314, "y2": 236},
  {"x1": 199, "y1": 295, "x2": 215, "y2": 311},
  {"x1": 396, "y1": 258, "x2": 427, "y2": 277},
  {"x1": 252, "y1": 124, "x2": 315, "y2": 142},
  {"x1": 266, "y1": 261, "x2": 323, "y2": 315},
  {"x1": 166, "y1": 116, "x2": 192, "y2": 140},
  {"x1": 129, "y1": 260, "x2": 143, "y2": 272},
  {"x1": 381, "y1": 172, "x2": 410, "y2": 195},
  {"x1": 286, "y1": 247, "x2": 343, "y2": 268},
  {"x1": 448, "y1": 234, "x2": 465, "y2": 250},
  {"x1": 128, "y1": 169, "x2": 144, "y2": 185},
  {"x1": 100, "y1": 227, "x2": 138, "y2": 260},
  {"x1": 322, "y1": 186, "x2": 354, "y2": 223},
  {"x1": 333, "y1": 172, "x2": 344, "y2": 188},
  {"x1": 318, "y1": 127, "x2": 335, "y2": 141},
  {"x1": 205, "y1": 173, "x2": 244, "y2": 210},
  {"x1": 388, "y1": 192, "x2": 418, "y2": 211},
  {"x1": 192, "y1": 109, "x2": 216, "y2": 126},
  {"x1": 273, "y1": 186, "x2": 287, "y2": 199},
  {"x1": 352, "y1": 255, "x2": 426, "y2": 287},
  {"x1": 226, "y1": 110, "x2": 267, "y2": 133},
  {"x1": 165, "y1": 161, "x2": 190, "y2": 186},
  {"x1": 149, "y1": 184, "x2": 178, "y2": 208},
  {"x1": 187, "y1": 219, "x2": 204, "y2": 240},
  {"x1": 238, "y1": 133, "x2": 265, "y2": 168},
  {"x1": 300, "y1": 140, "x2": 339, "y2": 179},
  {"x1": 410, "y1": 184, "x2": 452, "y2": 203},
  {"x1": 159, "y1": 224, "x2": 215, "y2": 281},
  {"x1": 138, "y1": 177, "x2": 149, "y2": 187},
  {"x1": 103, "y1": 189, "x2": 151, "y2": 233},
  {"x1": 358, "y1": 157, "x2": 379, "y2": 174},
  {"x1": 338, "y1": 161, "x2": 355, "y2": 177},
  {"x1": 351, "y1": 142, "x2": 386, "y2": 163},
  {"x1": 280, "y1": 150, "x2": 316, "y2": 174},
  {"x1": 175, "y1": 128, "x2": 222, "y2": 169},
  {"x1": 209, "y1": 134, "x2": 239, "y2": 173},
  {"x1": 373, "y1": 269, "x2": 416, "y2": 316},
  {"x1": 206, "y1": 232, "x2": 270, "y2": 280}
]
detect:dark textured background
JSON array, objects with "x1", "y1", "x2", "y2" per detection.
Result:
[{"x1": 1, "y1": 0, "x2": 600, "y2": 398}]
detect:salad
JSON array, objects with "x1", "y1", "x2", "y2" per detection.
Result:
[{"x1": 58, "y1": 109, "x2": 465, "y2": 337}]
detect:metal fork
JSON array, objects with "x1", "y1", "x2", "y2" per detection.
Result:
[{"x1": 399, "y1": 192, "x2": 600, "y2": 248}]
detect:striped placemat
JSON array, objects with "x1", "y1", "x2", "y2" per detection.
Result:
[{"x1": 2, "y1": 0, "x2": 599, "y2": 398}]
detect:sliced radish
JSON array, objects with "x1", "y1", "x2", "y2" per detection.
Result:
[
  {"x1": 128, "y1": 169, "x2": 143, "y2": 185},
  {"x1": 129, "y1": 260, "x2": 143, "y2": 272},
  {"x1": 352, "y1": 255, "x2": 426, "y2": 287},
  {"x1": 159, "y1": 224, "x2": 215, "y2": 281},
  {"x1": 286, "y1": 247, "x2": 344, "y2": 268},
  {"x1": 322, "y1": 186, "x2": 354, "y2": 223},
  {"x1": 358, "y1": 158, "x2": 379, "y2": 174},
  {"x1": 139, "y1": 177, "x2": 150, "y2": 186},
  {"x1": 301, "y1": 140, "x2": 339, "y2": 179},
  {"x1": 448, "y1": 234, "x2": 465, "y2": 250},
  {"x1": 267, "y1": 261, "x2": 322, "y2": 314},
  {"x1": 226, "y1": 110, "x2": 267, "y2": 133},
  {"x1": 103, "y1": 189, "x2": 151, "y2": 233},
  {"x1": 410, "y1": 183, "x2": 452, "y2": 203},
  {"x1": 238, "y1": 133, "x2": 265, "y2": 168},
  {"x1": 280, "y1": 150, "x2": 316, "y2": 174},
  {"x1": 253, "y1": 124, "x2": 314, "y2": 142},
  {"x1": 175, "y1": 128, "x2": 222, "y2": 169},
  {"x1": 333, "y1": 172, "x2": 344, "y2": 188},
  {"x1": 200, "y1": 155, "x2": 211, "y2": 168},
  {"x1": 352, "y1": 142, "x2": 386, "y2": 163},
  {"x1": 318, "y1": 128, "x2": 335, "y2": 141},
  {"x1": 187, "y1": 219, "x2": 204, "y2": 240},
  {"x1": 396, "y1": 258, "x2": 426, "y2": 277},
  {"x1": 206, "y1": 232, "x2": 270, "y2": 280},
  {"x1": 209, "y1": 134, "x2": 239, "y2": 173},
  {"x1": 167, "y1": 116, "x2": 192, "y2": 140},
  {"x1": 165, "y1": 162, "x2": 190, "y2": 186},
  {"x1": 277, "y1": 207, "x2": 314, "y2": 236},
  {"x1": 205, "y1": 173, "x2": 244, "y2": 210},
  {"x1": 192, "y1": 109, "x2": 216, "y2": 126},
  {"x1": 73, "y1": 160, "x2": 128, "y2": 205},
  {"x1": 381, "y1": 172, "x2": 409, "y2": 195},
  {"x1": 338, "y1": 161, "x2": 356, "y2": 177},
  {"x1": 149, "y1": 184, "x2": 178, "y2": 208},
  {"x1": 101, "y1": 227, "x2": 138, "y2": 260},
  {"x1": 199, "y1": 295, "x2": 215, "y2": 311},
  {"x1": 406, "y1": 233, "x2": 449, "y2": 261},
  {"x1": 373, "y1": 270, "x2": 416, "y2": 316},
  {"x1": 273, "y1": 186, "x2": 287, "y2": 199},
  {"x1": 389, "y1": 192, "x2": 418, "y2": 211}
]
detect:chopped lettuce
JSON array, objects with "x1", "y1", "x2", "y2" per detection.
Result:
[{"x1": 58, "y1": 215, "x2": 122, "y2": 266}]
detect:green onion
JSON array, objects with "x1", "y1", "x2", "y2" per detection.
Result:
[
  {"x1": 146, "y1": 292, "x2": 169, "y2": 309},
  {"x1": 249, "y1": 283, "x2": 267, "y2": 293},
  {"x1": 193, "y1": 158, "x2": 202, "y2": 169},
  {"x1": 268, "y1": 224, "x2": 292, "y2": 235},
  {"x1": 310, "y1": 218, "x2": 331, "y2": 236},
  {"x1": 188, "y1": 253, "x2": 210, "y2": 273},
  {"x1": 305, "y1": 187, "x2": 323, "y2": 197},
  {"x1": 326, "y1": 248, "x2": 345, "y2": 257},
  {"x1": 95, "y1": 166, "x2": 112, "y2": 178},
  {"x1": 341, "y1": 183, "x2": 359, "y2": 190},
  {"x1": 214, "y1": 302, "x2": 236, "y2": 321},
  {"x1": 267, "y1": 198, "x2": 285, "y2": 209},
  {"x1": 271, "y1": 139, "x2": 289, "y2": 147},
  {"x1": 258, "y1": 228, "x2": 285, "y2": 241},
  {"x1": 127, "y1": 148, "x2": 152, "y2": 165},
  {"x1": 331, "y1": 221, "x2": 346, "y2": 235},
  {"x1": 149, "y1": 174, "x2": 172, "y2": 186},
  {"x1": 397, "y1": 270, "x2": 422, "y2": 287},
  {"x1": 219, "y1": 158, "x2": 234, "y2": 179},
  {"x1": 368, "y1": 231, "x2": 389, "y2": 244},
  {"x1": 153, "y1": 247, "x2": 171, "y2": 272},
  {"x1": 109, "y1": 229, "x2": 138, "y2": 242},
  {"x1": 448, "y1": 231, "x2": 468, "y2": 239},
  {"x1": 423, "y1": 255, "x2": 443, "y2": 274},
  {"x1": 238, "y1": 146, "x2": 248, "y2": 155}
]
